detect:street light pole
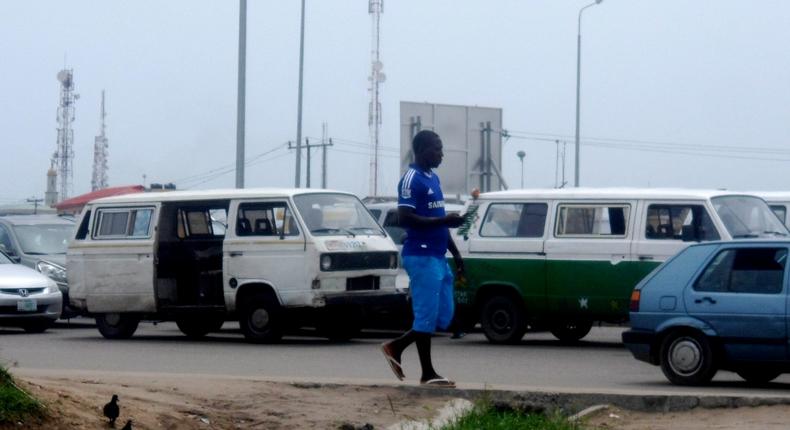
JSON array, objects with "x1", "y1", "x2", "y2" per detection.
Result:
[
  {"x1": 516, "y1": 150, "x2": 526, "y2": 189},
  {"x1": 295, "y1": 0, "x2": 306, "y2": 188},
  {"x1": 235, "y1": 0, "x2": 247, "y2": 189},
  {"x1": 574, "y1": 0, "x2": 603, "y2": 188}
]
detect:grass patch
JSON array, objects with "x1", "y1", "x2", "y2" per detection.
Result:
[
  {"x1": 442, "y1": 399, "x2": 586, "y2": 430},
  {"x1": 0, "y1": 367, "x2": 45, "y2": 423}
]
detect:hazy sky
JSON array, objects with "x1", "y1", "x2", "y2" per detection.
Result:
[{"x1": 2, "y1": 1, "x2": 790, "y2": 204}]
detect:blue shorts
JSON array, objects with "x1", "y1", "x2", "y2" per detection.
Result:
[{"x1": 402, "y1": 255, "x2": 455, "y2": 334}]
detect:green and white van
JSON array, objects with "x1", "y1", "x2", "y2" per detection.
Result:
[
  {"x1": 454, "y1": 188, "x2": 788, "y2": 344},
  {"x1": 67, "y1": 188, "x2": 400, "y2": 343}
]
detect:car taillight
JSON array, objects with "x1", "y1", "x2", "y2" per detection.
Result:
[{"x1": 629, "y1": 290, "x2": 641, "y2": 312}]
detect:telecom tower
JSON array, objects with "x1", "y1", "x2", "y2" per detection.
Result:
[
  {"x1": 91, "y1": 90, "x2": 109, "y2": 191},
  {"x1": 53, "y1": 69, "x2": 78, "y2": 202},
  {"x1": 368, "y1": 0, "x2": 385, "y2": 197}
]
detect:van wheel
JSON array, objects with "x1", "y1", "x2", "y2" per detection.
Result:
[
  {"x1": 96, "y1": 313, "x2": 140, "y2": 339},
  {"x1": 239, "y1": 296, "x2": 282, "y2": 343},
  {"x1": 480, "y1": 295, "x2": 527, "y2": 344},
  {"x1": 736, "y1": 368, "x2": 782, "y2": 385},
  {"x1": 550, "y1": 320, "x2": 593, "y2": 342},
  {"x1": 176, "y1": 316, "x2": 225, "y2": 339},
  {"x1": 22, "y1": 319, "x2": 53, "y2": 333},
  {"x1": 659, "y1": 330, "x2": 717, "y2": 385}
]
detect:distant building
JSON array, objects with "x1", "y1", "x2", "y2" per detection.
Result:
[{"x1": 53, "y1": 185, "x2": 145, "y2": 216}]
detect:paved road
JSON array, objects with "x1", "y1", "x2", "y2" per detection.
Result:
[{"x1": 3, "y1": 320, "x2": 790, "y2": 396}]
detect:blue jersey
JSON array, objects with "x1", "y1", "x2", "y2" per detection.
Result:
[{"x1": 397, "y1": 164, "x2": 448, "y2": 257}]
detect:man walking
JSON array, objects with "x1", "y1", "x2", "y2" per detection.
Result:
[{"x1": 381, "y1": 130, "x2": 465, "y2": 387}]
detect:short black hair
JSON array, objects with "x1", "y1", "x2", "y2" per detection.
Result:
[{"x1": 412, "y1": 130, "x2": 440, "y2": 155}]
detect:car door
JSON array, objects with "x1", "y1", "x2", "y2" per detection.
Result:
[
  {"x1": 224, "y1": 199, "x2": 307, "y2": 305},
  {"x1": 468, "y1": 201, "x2": 548, "y2": 309},
  {"x1": 684, "y1": 244, "x2": 788, "y2": 362}
]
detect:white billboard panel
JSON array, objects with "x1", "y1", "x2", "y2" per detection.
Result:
[{"x1": 400, "y1": 101, "x2": 503, "y2": 197}]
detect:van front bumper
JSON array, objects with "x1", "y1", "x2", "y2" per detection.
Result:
[{"x1": 622, "y1": 329, "x2": 659, "y2": 365}]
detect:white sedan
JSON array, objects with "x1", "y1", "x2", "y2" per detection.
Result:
[{"x1": 0, "y1": 251, "x2": 62, "y2": 333}]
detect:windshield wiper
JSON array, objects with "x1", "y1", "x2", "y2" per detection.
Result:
[
  {"x1": 311, "y1": 228, "x2": 356, "y2": 237},
  {"x1": 763, "y1": 231, "x2": 789, "y2": 236}
]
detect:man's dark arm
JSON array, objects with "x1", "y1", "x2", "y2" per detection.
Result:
[{"x1": 447, "y1": 235, "x2": 464, "y2": 276}]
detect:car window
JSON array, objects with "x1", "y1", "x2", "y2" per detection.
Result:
[
  {"x1": 695, "y1": 247, "x2": 787, "y2": 294},
  {"x1": 94, "y1": 208, "x2": 155, "y2": 239},
  {"x1": 480, "y1": 203, "x2": 547, "y2": 238},
  {"x1": 556, "y1": 204, "x2": 629, "y2": 237},
  {"x1": 645, "y1": 204, "x2": 719, "y2": 241},
  {"x1": 237, "y1": 202, "x2": 299, "y2": 237},
  {"x1": 770, "y1": 205, "x2": 787, "y2": 225}
]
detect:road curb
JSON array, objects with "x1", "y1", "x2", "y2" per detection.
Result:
[{"x1": 295, "y1": 382, "x2": 790, "y2": 414}]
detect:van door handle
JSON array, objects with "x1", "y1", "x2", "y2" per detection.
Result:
[
  {"x1": 638, "y1": 255, "x2": 654, "y2": 261},
  {"x1": 229, "y1": 251, "x2": 244, "y2": 257},
  {"x1": 694, "y1": 297, "x2": 716, "y2": 304}
]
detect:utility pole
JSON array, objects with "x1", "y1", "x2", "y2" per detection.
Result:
[
  {"x1": 321, "y1": 123, "x2": 328, "y2": 188},
  {"x1": 289, "y1": 138, "x2": 333, "y2": 188},
  {"x1": 26, "y1": 197, "x2": 43, "y2": 215},
  {"x1": 368, "y1": 0, "x2": 385, "y2": 197},
  {"x1": 554, "y1": 139, "x2": 560, "y2": 188},
  {"x1": 235, "y1": 0, "x2": 247, "y2": 188},
  {"x1": 295, "y1": 0, "x2": 306, "y2": 188},
  {"x1": 324, "y1": 138, "x2": 332, "y2": 189}
]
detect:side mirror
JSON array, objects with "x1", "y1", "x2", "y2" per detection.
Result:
[{"x1": 681, "y1": 225, "x2": 697, "y2": 242}]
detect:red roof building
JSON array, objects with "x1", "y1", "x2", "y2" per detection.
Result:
[{"x1": 53, "y1": 185, "x2": 145, "y2": 215}]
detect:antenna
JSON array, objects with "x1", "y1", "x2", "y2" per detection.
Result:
[
  {"x1": 368, "y1": 0, "x2": 384, "y2": 197},
  {"x1": 53, "y1": 68, "x2": 78, "y2": 202},
  {"x1": 91, "y1": 90, "x2": 109, "y2": 191}
]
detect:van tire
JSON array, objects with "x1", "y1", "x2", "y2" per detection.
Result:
[
  {"x1": 550, "y1": 320, "x2": 593, "y2": 342},
  {"x1": 176, "y1": 316, "x2": 224, "y2": 339},
  {"x1": 239, "y1": 295, "x2": 282, "y2": 343},
  {"x1": 659, "y1": 330, "x2": 717, "y2": 385},
  {"x1": 96, "y1": 313, "x2": 140, "y2": 339},
  {"x1": 480, "y1": 295, "x2": 527, "y2": 344},
  {"x1": 22, "y1": 319, "x2": 53, "y2": 333}
]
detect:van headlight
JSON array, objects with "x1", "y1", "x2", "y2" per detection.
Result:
[
  {"x1": 36, "y1": 260, "x2": 67, "y2": 284},
  {"x1": 320, "y1": 254, "x2": 332, "y2": 271},
  {"x1": 389, "y1": 253, "x2": 398, "y2": 269}
]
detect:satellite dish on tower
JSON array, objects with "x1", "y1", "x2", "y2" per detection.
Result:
[{"x1": 57, "y1": 70, "x2": 72, "y2": 88}]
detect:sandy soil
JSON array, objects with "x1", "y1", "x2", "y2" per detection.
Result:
[
  {"x1": 1, "y1": 371, "x2": 456, "y2": 430},
  {"x1": 4, "y1": 370, "x2": 790, "y2": 430}
]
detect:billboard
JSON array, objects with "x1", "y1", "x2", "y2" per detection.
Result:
[{"x1": 400, "y1": 101, "x2": 503, "y2": 198}]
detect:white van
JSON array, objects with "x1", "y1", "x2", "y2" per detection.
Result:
[
  {"x1": 454, "y1": 188, "x2": 788, "y2": 344},
  {"x1": 67, "y1": 189, "x2": 400, "y2": 343},
  {"x1": 753, "y1": 192, "x2": 790, "y2": 229}
]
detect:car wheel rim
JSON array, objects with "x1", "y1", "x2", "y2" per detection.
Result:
[
  {"x1": 250, "y1": 308, "x2": 270, "y2": 332},
  {"x1": 491, "y1": 309, "x2": 511, "y2": 333},
  {"x1": 669, "y1": 337, "x2": 702, "y2": 376},
  {"x1": 105, "y1": 313, "x2": 121, "y2": 326}
]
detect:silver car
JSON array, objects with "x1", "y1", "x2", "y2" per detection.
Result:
[{"x1": 0, "y1": 251, "x2": 62, "y2": 332}]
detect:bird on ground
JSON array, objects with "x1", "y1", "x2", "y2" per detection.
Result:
[
  {"x1": 103, "y1": 394, "x2": 120, "y2": 426},
  {"x1": 121, "y1": 419, "x2": 133, "y2": 430}
]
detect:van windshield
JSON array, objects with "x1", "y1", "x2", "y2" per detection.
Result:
[
  {"x1": 712, "y1": 196, "x2": 789, "y2": 239},
  {"x1": 294, "y1": 193, "x2": 385, "y2": 237},
  {"x1": 14, "y1": 224, "x2": 73, "y2": 255}
]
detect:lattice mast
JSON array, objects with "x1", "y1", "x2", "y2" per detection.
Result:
[
  {"x1": 53, "y1": 69, "x2": 78, "y2": 202},
  {"x1": 368, "y1": 0, "x2": 385, "y2": 197},
  {"x1": 91, "y1": 90, "x2": 109, "y2": 191}
]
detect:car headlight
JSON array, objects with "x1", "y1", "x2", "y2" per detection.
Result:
[
  {"x1": 320, "y1": 254, "x2": 332, "y2": 271},
  {"x1": 389, "y1": 253, "x2": 398, "y2": 269},
  {"x1": 45, "y1": 282, "x2": 60, "y2": 294},
  {"x1": 36, "y1": 260, "x2": 67, "y2": 284}
]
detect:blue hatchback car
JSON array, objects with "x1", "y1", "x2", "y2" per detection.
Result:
[{"x1": 623, "y1": 240, "x2": 790, "y2": 386}]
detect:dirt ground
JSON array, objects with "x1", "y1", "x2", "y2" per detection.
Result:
[{"x1": 4, "y1": 370, "x2": 790, "y2": 429}]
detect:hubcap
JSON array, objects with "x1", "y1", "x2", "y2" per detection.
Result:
[
  {"x1": 491, "y1": 309, "x2": 511, "y2": 332},
  {"x1": 105, "y1": 313, "x2": 121, "y2": 326},
  {"x1": 669, "y1": 338, "x2": 702, "y2": 375},
  {"x1": 250, "y1": 308, "x2": 270, "y2": 331}
]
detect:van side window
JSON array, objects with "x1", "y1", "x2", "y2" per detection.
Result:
[
  {"x1": 556, "y1": 204, "x2": 629, "y2": 237},
  {"x1": 695, "y1": 248, "x2": 787, "y2": 294},
  {"x1": 75, "y1": 210, "x2": 91, "y2": 240},
  {"x1": 645, "y1": 204, "x2": 720, "y2": 241},
  {"x1": 94, "y1": 208, "x2": 155, "y2": 239},
  {"x1": 237, "y1": 202, "x2": 299, "y2": 237},
  {"x1": 480, "y1": 203, "x2": 548, "y2": 238},
  {"x1": 770, "y1": 205, "x2": 787, "y2": 225}
]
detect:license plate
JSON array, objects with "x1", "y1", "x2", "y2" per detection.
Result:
[{"x1": 17, "y1": 299, "x2": 37, "y2": 312}]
